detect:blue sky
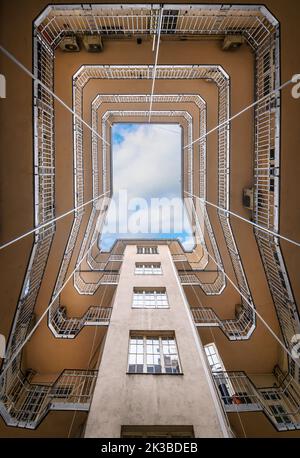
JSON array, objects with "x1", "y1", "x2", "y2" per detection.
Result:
[{"x1": 99, "y1": 123, "x2": 194, "y2": 251}]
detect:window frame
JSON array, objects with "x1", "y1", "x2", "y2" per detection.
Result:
[
  {"x1": 121, "y1": 425, "x2": 194, "y2": 438},
  {"x1": 132, "y1": 288, "x2": 169, "y2": 309},
  {"x1": 127, "y1": 333, "x2": 182, "y2": 375},
  {"x1": 134, "y1": 262, "x2": 162, "y2": 275},
  {"x1": 137, "y1": 246, "x2": 159, "y2": 255},
  {"x1": 204, "y1": 343, "x2": 223, "y2": 373}
]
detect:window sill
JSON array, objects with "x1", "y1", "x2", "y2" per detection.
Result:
[
  {"x1": 134, "y1": 273, "x2": 163, "y2": 276},
  {"x1": 131, "y1": 307, "x2": 170, "y2": 309},
  {"x1": 126, "y1": 372, "x2": 183, "y2": 376}
]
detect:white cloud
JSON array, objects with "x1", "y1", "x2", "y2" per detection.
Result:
[
  {"x1": 99, "y1": 123, "x2": 194, "y2": 250},
  {"x1": 112, "y1": 123, "x2": 182, "y2": 199}
]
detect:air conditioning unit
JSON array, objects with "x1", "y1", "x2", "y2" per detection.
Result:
[
  {"x1": 82, "y1": 35, "x2": 104, "y2": 52},
  {"x1": 59, "y1": 36, "x2": 80, "y2": 52},
  {"x1": 222, "y1": 35, "x2": 244, "y2": 51},
  {"x1": 243, "y1": 188, "x2": 254, "y2": 210}
]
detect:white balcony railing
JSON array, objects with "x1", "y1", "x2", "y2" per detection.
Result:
[
  {"x1": 253, "y1": 31, "x2": 300, "y2": 380},
  {"x1": 0, "y1": 369, "x2": 97, "y2": 429},
  {"x1": 50, "y1": 304, "x2": 112, "y2": 338},
  {"x1": 36, "y1": 4, "x2": 277, "y2": 50},
  {"x1": 192, "y1": 307, "x2": 254, "y2": 341},
  {"x1": 213, "y1": 367, "x2": 300, "y2": 431}
]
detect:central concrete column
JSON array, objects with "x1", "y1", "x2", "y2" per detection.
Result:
[{"x1": 85, "y1": 244, "x2": 229, "y2": 437}]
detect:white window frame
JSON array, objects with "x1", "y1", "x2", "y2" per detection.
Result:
[
  {"x1": 204, "y1": 342, "x2": 235, "y2": 402},
  {"x1": 127, "y1": 334, "x2": 181, "y2": 374},
  {"x1": 135, "y1": 263, "x2": 162, "y2": 275},
  {"x1": 137, "y1": 246, "x2": 158, "y2": 254},
  {"x1": 204, "y1": 343, "x2": 223, "y2": 373},
  {"x1": 132, "y1": 288, "x2": 169, "y2": 309}
]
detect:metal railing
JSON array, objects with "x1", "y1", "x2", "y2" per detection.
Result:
[
  {"x1": 36, "y1": 4, "x2": 277, "y2": 50},
  {"x1": 0, "y1": 369, "x2": 97, "y2": 429},
  {"x1": 47, "y1": 70, "x2": 111, "y2": 331},
  {"x1": 192, "y1": 307, "x2": 254, "y2": 340},
  {"x1": 172, "y1": 254, "x2": 188, "y2": 262},
  {"x1": 87, "y1": 253, "x2": 124, "y2": 271},
  {"x1": 185, "y1": 197, "x2": 226, "y2": 294},
  {"x1": 213, "y1": 367, "x2": 300, "y2": 431},
  {"x1": 253, "y1": 29, "x2": 300, "y2": 381},
  {"x1": 73, "y1": 272, "x2": 120, "y2": 295},
  {"x1": 50, "y1": 303, "x2": 112, "y2": 338},
  {"x1": 1, "y1": 32, "x2": 56, "y2": 422},
  {"x1": 210, "y1": 67, "x2": 256, "y2": 338}
]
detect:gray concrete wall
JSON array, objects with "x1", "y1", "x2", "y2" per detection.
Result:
[{"x1": 85, "y1": 244, "x2": 228, "y2": 438}]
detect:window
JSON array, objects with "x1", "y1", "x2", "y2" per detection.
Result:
[
  {"x1": 137, "y1": 246, "x2": 158, "y2": 254},
  {"x1": 121, "y1": 425, "x2": 194, "y2": 438},
  {"x1": 204, "y1": 343, "x2": 222, "y2": 372},
  {"x1": 135, "y1": 263, "x2": 162, "y2": 275},
  {"x1": 132, "y1": 288, "x2": 168, "y2": 309},
  {"x1": 128, "y1": 334, "x2": 181, "y2": 374},
  {"x1": 205, "y1": 343, "x2": 235, "y2": 405}
]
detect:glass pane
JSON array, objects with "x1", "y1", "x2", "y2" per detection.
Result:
[
  {"x1": 153, "y1": 344, "x2": 160, "y2": 353},
  {"x1": 164, "y1": 355, "x2": 171, "y2": 365},
  {"x1": 129, "y1": 345, "x2": 137, "y2": 353},
  {"x1": 136, "y1": 338, "x2": 143, "y2": 344},
  {"x1": 154, "y1": 355, "x2": 161, "y2": 364},
  {"x1": 137, "y1": 344, "x2": 144, "y2": 354},
  {"x1": 136, "y1": 354, "x2": 143, "y2": 364},
  {"x1": 146, "y1": 345, "x2": 153, "y2": 354},
  {"x1": 128, "y1": 355, "x2": 136, "y2": 364}
]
